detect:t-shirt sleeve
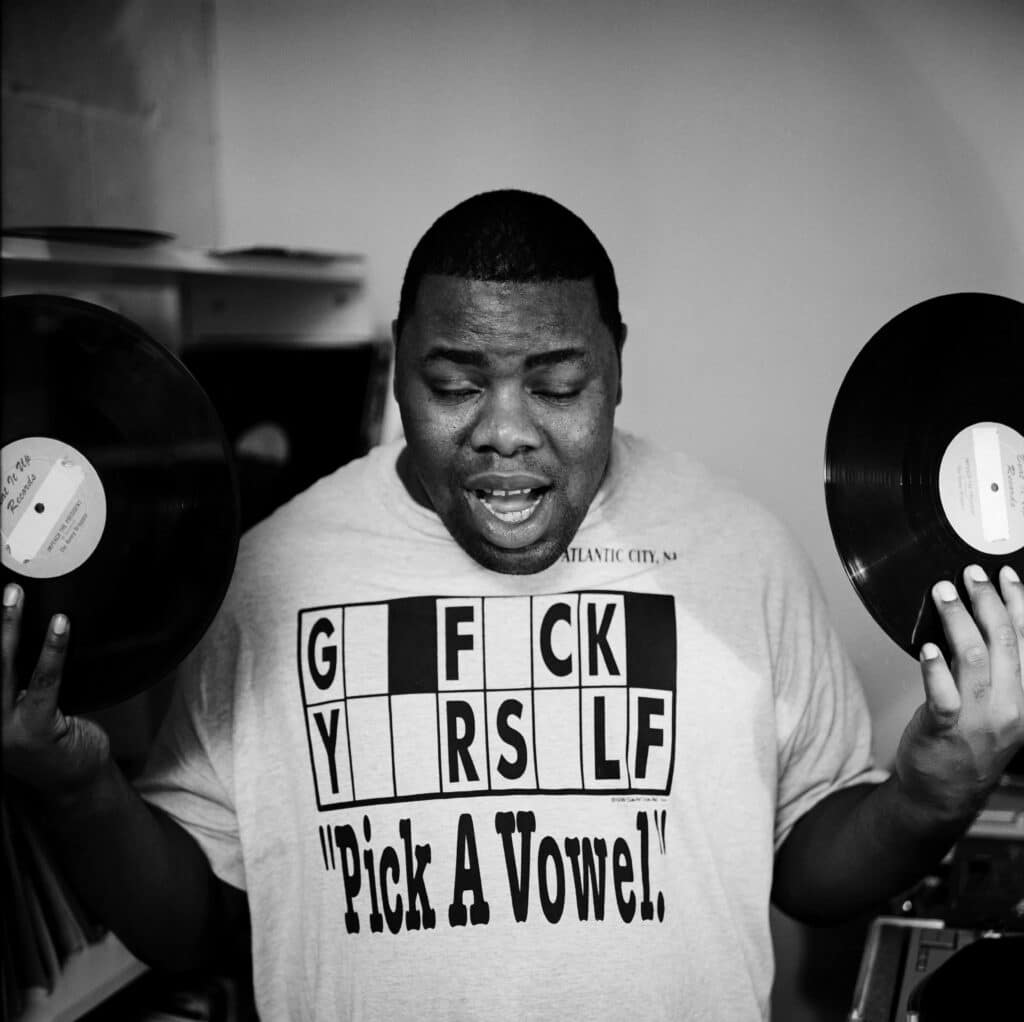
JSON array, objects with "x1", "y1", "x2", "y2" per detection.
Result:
[
  {"x1": 768, "y1": 533, "x2": 889, "y2": 851},
  {"x1": 134, "y1": 609, "x2": 247, "y2": 890}
]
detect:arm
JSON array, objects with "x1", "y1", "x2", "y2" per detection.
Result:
[
  {"x1": 28, "y1": 759, "x2": 249, "y2": 972},
  {"x1": 772, "y1": 778, "x2": 969, "y2": 924},
  {"x1": 3, "y1": 584, "x2": 248, "y2": 972},
  {"x1": 772, "y1": 565, "x2": 1024, "y2": 925}
]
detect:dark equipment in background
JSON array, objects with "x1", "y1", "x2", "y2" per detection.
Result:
[{"x1": 182, "y1": 341, "x2": 391, "y2": 531}]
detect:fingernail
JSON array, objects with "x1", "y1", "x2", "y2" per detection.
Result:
[
  {"x1": 967, "y1": 564, "x2": 988, "y2": 583},
  {"x1": 921, "y1": 643, "x2": 941, "y2": 661},
  {"x1": 1003, "y1": 565, "x2": 1021, "y2": 584},
  {"x1": 3, "y1": 585, "x2": 19, "y2": 607},
  {"x1": 935, "y1": 581, "x2": 959, "y2": 603},
  {"x1": 52, "y1": 614, "x2": 68, "y2": 636}
]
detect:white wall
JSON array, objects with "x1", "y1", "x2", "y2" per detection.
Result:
[
  {"x1": 213, "y1": 0, "x2": 1022, "y2": 759},
  {"x1": 211, "y1": 1, "x2": 1023, "y2": 1015}
]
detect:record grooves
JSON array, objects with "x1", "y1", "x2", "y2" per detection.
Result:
[
  {"x1": 825, "y1": 292, "x2": 1024, "y2": 658},
  {"x1": 1, "y1": 295, "x2": 240, "y2": 712}
]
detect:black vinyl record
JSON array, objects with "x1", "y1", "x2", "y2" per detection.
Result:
[
  {"x1": 1, "y1": 295, "x2": 240, "y2": 712},
  {"x1": 825, "y1": 292, "x2": 1024, "y2": 659}
]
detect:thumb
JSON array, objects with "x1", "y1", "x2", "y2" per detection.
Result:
[{"x1": 918, "y1": 642, "x2": 961, "y2": 733}]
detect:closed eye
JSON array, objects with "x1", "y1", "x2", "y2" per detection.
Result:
[
  {"x1": 431, "y1": 384, "x2": 480, "y2": 398},
  {"x1": 532, "y1": 385, "x2": 583, "y2": 401}
]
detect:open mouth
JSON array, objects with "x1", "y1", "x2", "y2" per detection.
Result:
[
  {"x1": 462, "y1": 471, "x2": 555, "y2": 548},
  {"x1": 472, "y1": 486, "x2": 548, "y2": 524}
]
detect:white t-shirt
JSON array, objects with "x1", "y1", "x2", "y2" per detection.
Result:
[{"x1": 137, "y1": 431, "x2": 885, "y2": 1021}]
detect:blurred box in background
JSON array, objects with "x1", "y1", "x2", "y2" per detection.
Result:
[{"x1": 183, "y1": 340, "x2": 391, "y2": 532}]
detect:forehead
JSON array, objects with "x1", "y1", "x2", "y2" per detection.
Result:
[{"x1": 406, "y1": 275, "x2": 610, "y2": 356}]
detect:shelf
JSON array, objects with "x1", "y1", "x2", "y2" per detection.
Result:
[
  {"x1": 1, "y1": 237, "x2": 374, "y2": 350},
  {"x1": 1, "y1": 237, "x2": 365, "y2": 284},
  {"x1": 16, "y1": 933, "x2": 148, "y2": 1022}
]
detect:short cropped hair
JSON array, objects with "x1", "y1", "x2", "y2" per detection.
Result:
[{"x1": 396, "y1": 189, "x2": 624, "y2": 347}]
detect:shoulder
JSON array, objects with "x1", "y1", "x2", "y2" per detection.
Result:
[
  {"x1": 224, "y1": 441, "x2": 402, "y2": 595},
  {"x1": 245, "y1": 440, "x2": 397, "y2": 539},
  {"x1": 609, "y1": 430, "x2": 800, "y2": 568}
]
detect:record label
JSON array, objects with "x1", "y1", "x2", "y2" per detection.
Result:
[
  {"x1": 1, "y1": 436, "x2": 107, "y2": 579},
  {"x1": 938, "y1": 422, "x2": 1024, "y2": 556}
]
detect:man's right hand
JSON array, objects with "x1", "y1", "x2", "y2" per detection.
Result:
[
  {"x1": 2, "y1": 582, "x2": 112, "y2": 797},
  {"x1": 3, "y1": 582, "x2": 249, "y2": 972}
]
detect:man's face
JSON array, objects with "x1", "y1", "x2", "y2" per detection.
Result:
[{"x1": 393, "y1": 274, "x2": 622, "y2": 574}]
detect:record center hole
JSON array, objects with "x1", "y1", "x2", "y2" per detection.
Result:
[{"x1": 34, "y1": 503, "x2": 45, "y2": 514}]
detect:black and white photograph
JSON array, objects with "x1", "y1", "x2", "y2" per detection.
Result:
[{"x1": 2, "y1": 2, "x2": 1023, "y2": 1020}]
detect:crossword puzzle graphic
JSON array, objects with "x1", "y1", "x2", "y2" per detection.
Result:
[{"x1": 298, "y1": 591, "x2": 677, "y2": 810}]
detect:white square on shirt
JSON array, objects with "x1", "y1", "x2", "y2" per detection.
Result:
[
  {"x1": 439, "y1": 691, "x2": 489, "y2": 794},
  {"x1": 486, "y1": 689, "x2": 537, "y2": 790},
  {"x1": 483, "y1": 596, "x2": 532, "y2": 690},
  {"x1": 306, "y1": 702, "x2": 353, "y2": 808},
  {"x1": 344, "y1": 602, "x2": 389, "y2": 697},
  {"x1": 534, "y1": 688, "x2": 583, "y2": 790},
  {"x1": 391, "y1": 693, "x2": 441, "y2": 798},
  {"x1": 347, "y1": 695, "x2": 395, "y2": 802},
  {"x1": 532, "y1": 594, "x2": 580, "y2": 688},
  {"x1": 581, "y1": 687, "x2": 629, "y2": 790},
  {"x1": 299, "y1": 607, "x2": 345, "y2": 705},
  {"x1": 579, "y1": 593, "x2": 627, "y2": 686},
  {"x1": 628, "y1": 688, "x2": 673, "y2": 792},
  {"x1": 435, "y1": 597, "x2": 483, "y2": 691}
]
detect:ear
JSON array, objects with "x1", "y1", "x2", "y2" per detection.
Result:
[
  {"x1": 615, "y1": 323, "x2": 627, "y2": 406},
  {"x1": 391, "y1": 318, "x2": 401, "y2": 402}
]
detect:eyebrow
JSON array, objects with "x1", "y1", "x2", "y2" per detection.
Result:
[{"x1": 421, "y1": 345, "x2": 589, "y2": 370}]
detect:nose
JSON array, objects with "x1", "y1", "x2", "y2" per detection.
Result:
[{"x1": 469, "y1": 385, "x2": 542, "y2": 456}]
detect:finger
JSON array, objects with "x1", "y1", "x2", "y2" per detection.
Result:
[
  {"x1": 919, "y1": 642, "x2": 961, "y2": 731},
  {"x1": 2, "y1": 584, "x2": 23, "y2": 712},
  {"x1": 932, "y1": 578, "x2": 991, "y2": 703},
  {"x1": 1000, "y1": 565, "x2": 1024, "y2": 691},
  {"x1": 963, "y1": 564, "x2": 1022, "y2": 705},
  {"x1": 999, "y1": 565, "x2": 1024, "y2": 635},
  {"x1": 20, "y1": 613, "x2": 70, "y2": 731}
]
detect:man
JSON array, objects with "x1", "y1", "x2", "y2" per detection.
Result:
[{"x1": 3, "y1": 190, "x2": 1023, "y2": 1020}]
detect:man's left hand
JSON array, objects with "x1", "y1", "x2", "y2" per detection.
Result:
[{"x1": 895, "y1": 564, "x2": 1024, "y2": 823}]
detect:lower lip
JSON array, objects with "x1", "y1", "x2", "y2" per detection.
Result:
[{"x1": 465, "y1": 489, "x2": 554, "y2": 549}]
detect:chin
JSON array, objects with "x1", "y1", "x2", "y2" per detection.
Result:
[{"x1": 459, "y1": 534, "x2": 567, "y2": 575}]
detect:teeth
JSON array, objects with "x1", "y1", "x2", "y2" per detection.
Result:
[
  {"x1": 482, "y1": 502, "x2": 537, "y2": 523},
  {"x1": 479, "y1": 492, "x2": 543, "y2": 523},
  {"x1": 485, "y1": 488, "x2": 531, "y2": 497}
]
